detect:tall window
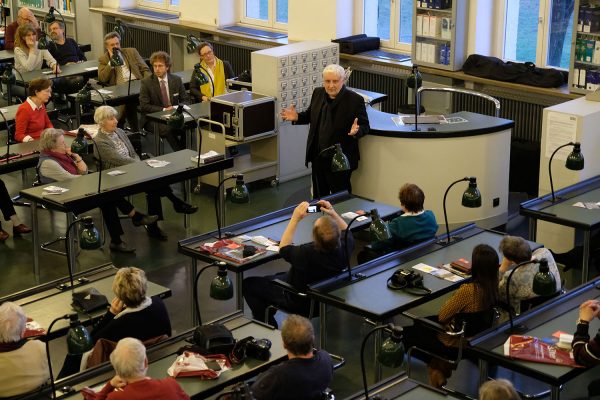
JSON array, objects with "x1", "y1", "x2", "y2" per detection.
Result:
[
  {"x1": 138, "y1": 0, "x2": 179, "y2": 11},
  {"x1": 363, "y1": 0, "x2": 413, "y2": 52},
  {"x1": 503, "y1": 0, "x2": 574, "y2": 68},
  {"x1": 242, "y1": 0, "x2": 288, "y2": 29}
]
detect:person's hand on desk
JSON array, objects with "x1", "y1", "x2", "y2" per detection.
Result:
[
  {"x1": 280, "y1": 104, "x2": 298, "y2": 122},
  {"x1": 579, "y1": 299, "x2": 600, "y2": 323},
  {"x1": 52, "y1": 64, "x2": 61, "y2": 74},
  {"x1": 22, "y1": 135, "x2": 34, "y2": 142}
]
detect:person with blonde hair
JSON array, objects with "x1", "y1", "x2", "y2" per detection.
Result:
[
  {"x1": 479, "y1": 379, "x2": 520, "y2": 400},
  {"x1": 0, "y1": 302, "x2": 50, "y2": 397},
  {"x1": 95, "y1": 338, "x2": 189, "y2": 399},
  {"x1": 90, "y1": 267, "x2": 171, "y2": 343},
  {"x1": 243, "y1": 200, "x2": 352, "y2": 327},
  {"x1": 14, "y1": 23, "x2": 60, "y2": 75}
]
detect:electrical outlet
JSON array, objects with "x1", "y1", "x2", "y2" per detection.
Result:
[{"x1": 493, "y1": 197, "x2": 500, "y2": 207}]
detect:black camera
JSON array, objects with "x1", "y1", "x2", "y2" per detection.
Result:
[
  {"x1": 230, "y1": 336, "x2": 272, "y2": 363},
  {"x1": 387, "y1": 269, "x2": 423, "y2": 289}
]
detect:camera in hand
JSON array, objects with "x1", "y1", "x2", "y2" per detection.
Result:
[{"x1": 307, "y1": 204, "x2": 321, "y2": 213}]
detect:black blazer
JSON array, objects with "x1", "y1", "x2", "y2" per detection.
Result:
[
  {"x1": 139, "y1": 73, "x2": 189, "y2": 114},
  {"x1": 296, "y1": 85, "x2": 369, "y2": 170}
]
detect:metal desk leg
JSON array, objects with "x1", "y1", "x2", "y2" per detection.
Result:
[
  {"x1": 374, "y1": 324, "x2": 382, "y2": 380},
  {"x1": 31, "y1": 200, "x2": 39, "y2": 283},
  {"x1": 74, "y1": 98, "x2": 81, "y2": 127},
  {"x1": 583, "y1": 230, "x2": 591, "y2": 284},
  {"x1": 478, "y1": 359, "x2": 488, "y2": 387},
  {"x1": 236, "y1": 271, "x2": 244, "y2": 311},
  {"x1": 67, "y1": 213, "x2": 76, "y2": 273},
  {"x1": 319, "y1": 303, "x2": 327, "y2": 348},
  {"x1": 528, "y1": 218, "x2": 537, "y2": 242},
  {"x1": 551, "y1": 385, "x2": 560, "y2": 400},
  {"x1": 154, "y1": 124, "x2": 161, "y2": 156},
  {"x1": 184, "y1": 176, "x2": 190, "y2": 229},
  {"x1": 218, "y1": 170, "x2": 225, "y2": 227},
  {"x1": 190, "y1": 258, "x2": 198, "y2": 326}
]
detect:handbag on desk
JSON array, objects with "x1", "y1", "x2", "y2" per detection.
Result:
[{"x1": 71, "y1": 288, "x2": 109, "y2": 313}]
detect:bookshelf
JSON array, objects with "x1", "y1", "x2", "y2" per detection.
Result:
[{"x1": 18, "y1": 0, "x2": 76, "y2": 39}]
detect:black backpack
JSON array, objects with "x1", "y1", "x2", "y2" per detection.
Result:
[{"x1": 462, "y1": 54, "x2": 567, "y2": 88}]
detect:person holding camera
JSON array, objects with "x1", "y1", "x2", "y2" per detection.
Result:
[
  {"x1": 250, "y1": 315, "x2": 333, "y2": 400},
  {"x1": 572, "y1": 299, "x2": 600, "y2": 396},
  {"x1": 243, "y1": 200, "x2": 352, "y2": 328}
]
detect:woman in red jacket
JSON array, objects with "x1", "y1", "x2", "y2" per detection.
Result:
[{"x1": 15, "y1": 78, "x2": 53, "y2": 142}]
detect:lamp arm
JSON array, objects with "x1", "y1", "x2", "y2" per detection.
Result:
[
  {"x1": 90, "y1": 87, "x2": 106, "y2": 105},
  {"x1": 194, "y1": 263, "x2": 217, "y2": 325},
  {"x1": 443, "y1": 178, "x2": 469, "y2": 244},
  {"x1": 199, "y1": 65, "x2": 215, "y2": 98},
  {"x1": 344, "y1": 214, "x2": 362, "y2": 281},
  {"x1": 214, "y1": 176, "x2": 236, "y2": 239},
  {"x1": 505, "y1": 259, "x2": 539, "y2": 332},
  {"x1": 64, "y1": 218, "x2": 87, "y2": 289},
  {"x1": 0, "y1": 109, "x2": 9, "y2": 164},
  {"x1": 52, "y1": 7, "x2": 66, "y2": 38},
  {"x1": 360, "y1": 324, "x2": 390, "y2": 400},
  {"x1": 45, "y1": 314, "x2": 74, "y2": 399},
  {"x1": 84, "y1": 134, "x2": 102, "y2": 193},
  {"x1": 548, "y1": 142, "x2": 575, "y2": 202}
]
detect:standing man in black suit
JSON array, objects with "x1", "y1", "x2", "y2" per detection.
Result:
[
  {"x1": 280, "y1": 64, "x2": 369, "y2": 198},
  {"x1": 139, "y1": 51, "x2": 188, "y2": 152}
]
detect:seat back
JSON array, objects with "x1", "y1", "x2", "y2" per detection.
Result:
[
  {"x1": 453, "y1": 308, "x2": 498, "y2": 338},
  {"x1": 520, "y1": 290, "x2": 562, "y2": 313},
  {"x1": 85, "y1": 334, "x2": 168, "y2": 369}
]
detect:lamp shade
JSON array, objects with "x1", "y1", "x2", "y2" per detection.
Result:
[
  {"x1": 565, "y1": 143, "x2": 584, "y2": 170},
  {"x1": 71, "y1": 129, "x2": 88, "y2": 156},
  {"x1": 44, "y1": 7, "x2": 56, "y2": 23},
  {"x1": 532, "y1": 259, "x2": 557, "y2": 296},
  {"x1": 230, "y1": 175, "x2": 250, "y2": 204},
  {"x1": 461, "y1": 177, "x2": 482, "y2": 208},
  {"x1": 110, "y1": 49, "x2": 124, "y2": 67},
  {"x1": 66, "y1": 315, "x2": 93, "y2": 354},
  {"x1": 406, "y1": 65, "x2": 422, "y2": 89},
  {"x1": 369, "y1": 209, "x2": 391, "y2": 242},
  {"x1": 377, "y1": 327, "x2": 405, "y2": 368},
  {"x1": 210, "y1": 262, "x2": 234, "y2": 300},
  {"x1": 1, "y1": 66, "x2": 15, "y2": 84},
  {"x1": 38, "y1": 35, "x2": 50, "y2": 50},
  {"x1": 187, "y1": 35, "x2": 201, "y2": 54},
  {"x1": 76, "y1": 83, "x2": 91, "y2": 103},
  {"x1": 167, "y1": 105, "x2": 185, "y2": 129},
  {"x1": 193, "y1": 63, "x2": 210, "y2": 85},
  {"x1": 79, "y1": 218, "x2": 101, "y2": 250},
  {"x1": 331, "y1": 143, "x2": 351, "y2": 172}
]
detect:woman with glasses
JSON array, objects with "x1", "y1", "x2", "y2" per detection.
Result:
[{"x1": 189, "y1": 42, "x2": 234, "y2": 103}]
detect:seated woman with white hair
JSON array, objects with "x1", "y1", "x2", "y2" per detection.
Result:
[
  {"x1": 37, "y1": 128, "x2": 158, "y2": 253},
  {"x1": 96, "y1": 337, "x2": 189, "y2": 399},
  {"x1": 0, "y1": 302, "x2": 50, "y2": 397}
]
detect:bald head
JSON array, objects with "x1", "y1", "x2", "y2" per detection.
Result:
[
  {"x1": 17, "y1": 7, "x2": 37, "y2": 28},
  {"x1": 312, "y1": 215, "x2": 341, "y2": 252}
]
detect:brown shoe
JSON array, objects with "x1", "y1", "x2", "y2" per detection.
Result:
[
  {"x1": 427, "y1": 365, "x2": 447, "y2": 388},
  {"x1": 0, "y1": 229, "x2": 8, "y2": 242},
  {"x1": 13, "y1": 224, "x2": 32, "y2": 235}
]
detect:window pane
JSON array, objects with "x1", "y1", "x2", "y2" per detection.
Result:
[
  {"x1": 504, "y1": 0, "x2": 539, "y2": 62},
  {"x1": 398, "y1": 0, "x2": 413, "y2": 44},
  {"x1": 546, "y1": 0, "x2": 573, "y2": 68},
  {"x1": 170, "y1": 0, "x2": 179, "y2": 5},
  {"x1": 276, "y1": 0, "x2": 288, "y2": 23},
  {"x1": 246, "y1": 0, "x2": 268, "y2": 20},
  {"x1": 364, "y1": 0, "x2": 390, "y2": 41}
]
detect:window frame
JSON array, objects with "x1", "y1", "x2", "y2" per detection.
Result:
[
  {"x1": 499, "y1": 0, "x2": 572, "y2": 70},
  {"x1": 361, "y1": 0, "x2": 412, "y2": 54},
  {"x1": 137, "y1": 0, "x2": 180, "y2": 13},
  {"x1": 240, "y1": 0, "x2": 288, "y2": 31}
]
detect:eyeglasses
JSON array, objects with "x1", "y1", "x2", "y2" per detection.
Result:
[{"x1": 200, "y1": 50, "x2": 213, "y2": 57}]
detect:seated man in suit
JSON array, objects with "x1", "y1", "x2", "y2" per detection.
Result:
[
  {"x1": 98, "y1": 31, "x2": 151, "y2": 132},
  {"x1": 243, "y1": 200, "x2": 352, "y2": 327},
  {"x1": 139, "y1": 51, "x2": 188, "y2": 152},
  {"x1": 250, "y1": 315, "x2": 333, "y2": 400}
]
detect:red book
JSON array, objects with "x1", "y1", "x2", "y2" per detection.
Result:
[
  {"x1": 450, "y1": 258, "x2": 471, "y2": 274},
  {"x1": 504, "y1": 335, "x2": 584, "y2": 368}
]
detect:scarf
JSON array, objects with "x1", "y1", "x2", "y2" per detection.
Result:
[
  {"x1": 200, "y1": 58, "x2": 227, "y2": 98},
  {"x1": 42, "y1": 150, "x2": 78, "y2": 175}
]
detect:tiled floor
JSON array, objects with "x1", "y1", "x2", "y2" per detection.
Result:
[{"x1": 1, "y1": 127, "x2": 595, "y2": 399}]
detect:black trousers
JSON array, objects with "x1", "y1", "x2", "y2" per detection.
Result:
[
  {"x1": 146, "y1": 186, "x2": 185, "y2": 221},
  {"x1": 311, "y1": 158, "x2": 353, "y2": 199},
  {"x1": 0, "y1": 179, "x2": 16, "y2": 224},
  {"x1": 99, "y1": 197, "x2": 135, "y2": 243},
  {"x1": 116, "y1": 104, "x2": 139, "y2": 132}
]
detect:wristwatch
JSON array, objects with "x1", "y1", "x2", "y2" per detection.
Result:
[{"x1": 577, "y1": 318, "x2": 590, "y2": 325}]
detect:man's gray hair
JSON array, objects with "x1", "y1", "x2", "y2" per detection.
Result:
[
  {"x1": 281, "y1": 314, "x2": 314, "y2": 356},
  {"x1": 110, "y1": 338, "x2": 147, "y2": 379},
  {"x1": 322, "y1": 64, "x2": 345, "y2": 80},
  {"x1": 0, "y1": 302, "x2": 27, "y2": 342},
  {"x1": 499, "y1": 235, "x2": 532, "y2": 264},
  {"x1": 103, "y1": 31, "x2": 121, "y2": 44},
  {"x1": 39, "y1": 128, "x2": 65, "y2": 152},
  {"x1": 94, "y1": 105, "x2": 119, "y2": 125}
]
